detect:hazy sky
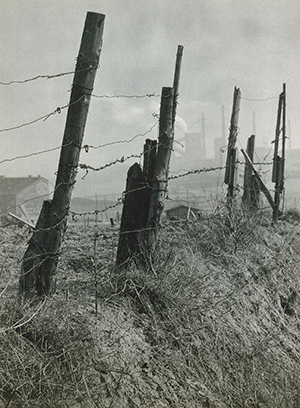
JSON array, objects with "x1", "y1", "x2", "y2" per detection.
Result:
[{"x1": 0, "y1": 0, "x2": 299, "y2": 196}]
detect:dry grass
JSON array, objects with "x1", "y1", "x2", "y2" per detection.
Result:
[{"x1": 0, "y1": 207, "x2": 300, "y2": 407}]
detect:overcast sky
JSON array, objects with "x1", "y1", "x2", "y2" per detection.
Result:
[{"x1": 0, "y1": 0, "x2": 299, "y2": 195}]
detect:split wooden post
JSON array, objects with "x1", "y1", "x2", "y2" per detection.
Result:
[
  {"x1": 242, "y1": 135, "x2": 259, "y2": 209},
  {"x1": 272, "y1": 84, "x2": 286, "y2": 222},
  {"x1": 281, "y1": 83, "x2": 286, "y2": 190},
  {"x1": 116, "y1": 88, "x2": 175, "y2": 265},
  {"x1": 115, "y1": 139, "x2": 157, "y2": 268},
  {"x1": 144, "y1": 46, "x2": 182, "y2": 249},
  {"x1": 273, "y1": 156, "x2": 282, "y2": 222},
  {"x1": 20, "y1": 12, "x2": 105, "y2": 296},
  {"x1": 225, "y1": 87, "x2": 241, "y2": 205},
  {"x1": 116, "y1": 163, "x2": 149, "y2": 267},
  {"x1": 272, "y1": 93, "x2": 283, "y2": 183},
  {"x1": 241, "y1": 149, "x2": 275, "y2": 210},
  {"x1": 116, "y1": 46, "x2": 182, "y2": 267},
  {"x1": 143, "y1": 139, "x2": 157, "y2": 180},
  {"x1": 147, "y1": 87, "x2": 174, "y2": 249}
]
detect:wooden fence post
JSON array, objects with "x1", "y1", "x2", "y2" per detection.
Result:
[
  {"x1": 242, "y1": 135, "x2": 255, "y2": 208},
  {"x1": 272, "y1": 84, "x2": 286, "y2": 222},
  {"x1": 272, "y1": 93, "x2": 283, "y2": 183},
  {"x1": 280, "y1": 84, "x2": 286, "y2": 192},
  {"x1": 143, "y1": 139, "x2": 157, "y2": 180},
  {"x1": 281, "y1": 83, "x2": 286, "y2": 191},
  {"x1": 147, "y1": 87, "x2": 174, "y2": 249},
  {"x1": 116, "y1": 163, "x2": 149, "y2": 267},
  {"x1": 225, "y1": 87, "x2": 241, "y2": 205},
  {"x1": 273, "y1": 156, "x2": 282, "y2": 222},
  {"x1": 241, "y1": 149, "x2": 275, "y2": 211},
  {"x1": 172, "y1": 45, "x2": 183, "y2": 127},
  {"x1": 116, "y1": 46, "x2": 182, "y2": 268},
  {"x1": 115, "y1": 139, "x2": 158, "y2": 268},
  {"x1": 20, "y1": 12, "x2": 105, "y2": 297}
]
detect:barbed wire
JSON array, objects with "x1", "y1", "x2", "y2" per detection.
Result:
[
  {"x1": 69, "y1": 184, "x2": 153, "y2": 220},
  {"x1": 0, "y1": 146, "x2": 153, "y2": 216},
  {"x1": 0, "y1": 154, "x2": 277, "y2": 219},
  {"x1": 0, "y1": 94, "x2": 160, "y2": 135},
  {"x1": 0, "y1": 142, "x2": 72, "y2": 164},
  {"x1": 168, "y1": 166, "x2": 227, "y2": 180},
  {"x1": 0, "y1": 71, "x2": 76, "y2": 86},
  {"x1": 0, "y1": 121, "x2": 159, "y2": 164},
  {"x1": 241, "y1": 96, "x2": 278, "y2": 101},
  {"x1": 0, "y1": 66, "x2": 99, "y2": 86},
  {"x1": 79, "y1": 153, "x2": 143, "y2": 179},
  {"x1": 91, "y1": 92, "x2": 160, "y2": 99},
  {"x1": 82, "y1": 120, "x2": 159, "y2": 151},
  {"x1": 0, "y1": 95, "x2": 85, "y2": 134}
]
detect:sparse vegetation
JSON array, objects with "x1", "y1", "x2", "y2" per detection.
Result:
[
  {"x1": 282, "y1": 207, "x2": 300, "y2": 222},
  {"x1": 1, "y1": 207, "x2": 300, "y2": 407}
]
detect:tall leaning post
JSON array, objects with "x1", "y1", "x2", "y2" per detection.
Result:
[
  {"x1": 242, "y1": 134, "x2": 255, "y2": 207},
  {"x1": 147, "y1": 87, "x2": 174, "y2": 252},
  {"x1": 20, "y1": 12, "x2": 105, "y2": 297},
  {"x1": 225, "y1": 87, "x2": 241, "y2": 207},
  {"x1": 172, "y1": 45, "x2": 183, "y2": 127},
  {"x1": 273, "y1": 84, "x2": 286, "y2": 222},
  {"x1": 280, "y1": 83, "x2": 286, "y2": 194}
]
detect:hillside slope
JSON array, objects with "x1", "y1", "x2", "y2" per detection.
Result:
[{"x1": 0, "y1": 209, "x2": 300, "y2": 407}]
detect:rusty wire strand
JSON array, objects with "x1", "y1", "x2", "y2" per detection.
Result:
[
  {"x1": 0, "y1": 121, "x2": 159, "y2": 163},
  {"x1": 0, "y1": 66, "x2": 99, "y2": 86},
  {"x1": 91, "y1": 92, "x2": 160, "y2": 99},
  {"x1": 0, "y1": 95, "x2": 86, "y2": 134}
]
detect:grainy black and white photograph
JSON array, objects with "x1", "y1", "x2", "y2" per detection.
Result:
[{"x1": 0, "y1": 1, "x2": 300, "y2": 407}]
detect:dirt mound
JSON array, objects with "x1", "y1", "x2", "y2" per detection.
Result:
[{"x1": 0, "y1": 210, "x2": 300, "y2": 407}]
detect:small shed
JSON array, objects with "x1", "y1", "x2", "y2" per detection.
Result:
[
  {"x1": 0, "y1": 176, "x2": 51, "y2": 222},
  {"x1": 165, "y1": 204, "x2": 200, "y2": 220}
]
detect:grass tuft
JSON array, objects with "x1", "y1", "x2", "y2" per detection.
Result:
[{"x1": 1, "y1": 208, "x2": 300, "y2": 407}]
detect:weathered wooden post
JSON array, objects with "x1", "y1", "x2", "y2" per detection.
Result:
[
  {"x1": 272, "y1": 93, "x2": 283, "y2": 184},
  {"x1": 143, "y1": 139, "x2": 157, "y2": 181},
  {"x1": 115, "y1": 139, "x2": 157, "y2": 267},
  {"x1": 241, "y1": 149, "x2": 275, "y2": 211},
  {"x1": 116, "y1": 163, "x2": 149, "y2": 267},
  {"x1": 242, "y1": 135, "x2": 259, "y2": 209},
  {"x1": 116, "y1": 46, "x2": 182, "y2": 268},
  {"x1": 172, "y1": 45, "x2": 184, "y2": 127},
  {"x1": 147, "y1": 87, "x2": 174, "y2": 249},
  {"x1": 225, "y1": 87, "x2": 241, "y2": 206},
  {"x1": 281, "y1": 83, "x2": 286, "y2": 190},
  {"x1": 20, "y1": 12, "x2": 105, "y2": 296},
  {"x1": 272, "y1": 84, "x2": 286, "y2": 222},
  {"x1": 144, "y1": 46, "x2": 183, "y2": 252}
]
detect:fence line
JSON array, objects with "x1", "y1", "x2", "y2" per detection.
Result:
[
  {"x1": 0, "y1": 209, "x2": 275, "y2": 281},
  {"x1": 0, "y1": 155, "x2": 275, "y2": 219},
  {"x1": 0, "y1": 75, "x2": 284, "y2": 230}
]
